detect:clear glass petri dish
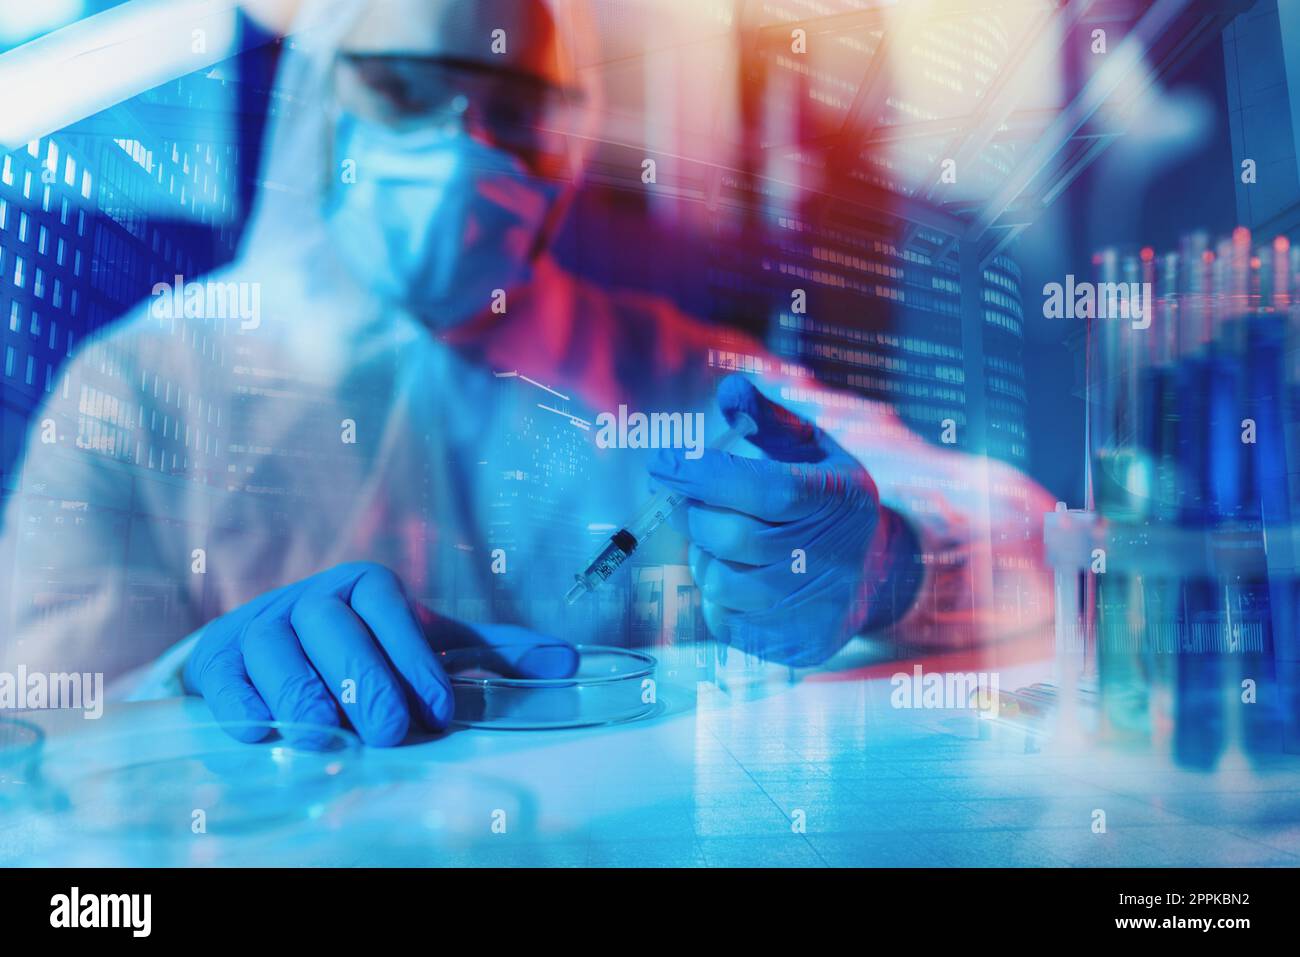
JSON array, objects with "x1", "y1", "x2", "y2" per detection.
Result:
[
  {"x1": 442, "y1": 643, "x2": 658, "y2": 730},
  {"x1": 35, "y1": 720, "x2": 363, "y2": 839}
]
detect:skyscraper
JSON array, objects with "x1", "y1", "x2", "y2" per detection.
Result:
[
  {"x1": 698, "y1": 6, "x2": 1031, "y2": 464},
  {"x1": 1222, "y1": 0, "x2": 1300, "y2": 238},
  {"x1": 1, "y1": 74, "x2": 241, "y2": 642}
]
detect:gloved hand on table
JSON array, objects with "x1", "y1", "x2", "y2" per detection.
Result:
[
  {"x1": 648, "y1": 375, "x2": 920, "y2": 666},
  {"x1": 183, "y1": 562, "x2": 577, "y2": 745}
]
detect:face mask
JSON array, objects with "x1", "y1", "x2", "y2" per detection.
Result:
[{"x1": 323, "y1": 113, "x2": 562, "y2": 327}]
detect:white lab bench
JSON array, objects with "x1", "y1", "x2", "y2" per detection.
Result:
[{"x1": 4, "y1": 646, "x2": 1300, "y2": 867}]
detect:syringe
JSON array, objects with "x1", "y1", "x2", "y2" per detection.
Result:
[{"x1": 565, "y1": 412, "x2": 758, "y2": 605}]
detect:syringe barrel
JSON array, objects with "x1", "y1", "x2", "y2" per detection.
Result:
[
  {"x1": 577, "y1": 530, "x2": 637, "y2": 588},
  {"x1": 625, "y1": 488, "x2": 685, "y2": 541},
  {"x1": 617, "y1": 415, "x2": 757, "y2": 543}
]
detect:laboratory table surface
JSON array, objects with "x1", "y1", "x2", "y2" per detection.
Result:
[{"x1": 4, "y1": 646, "x2": 1300, "y2": 867}]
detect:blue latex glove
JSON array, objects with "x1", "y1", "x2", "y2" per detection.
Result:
[
  {"x1": 649, "y1": 375, "x2": 910, "y2": 666},
  {"x1": 183, "y1": 561, "x2": 576, "y2": 746}
]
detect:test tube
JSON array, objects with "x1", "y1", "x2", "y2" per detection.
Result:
[
  {"x1": 1271, "y1": 243, "x2": 1300, "y2": 753},
  {"x1": 1172, "y1": 234, "x2": 1227, "y2": 769},
  {"x1": 1241, "y1": 307, "x2": 1288, "y2": 756},
  {"x1": 1091, "y1": 249, "x2": 1151, "y2": 742}
]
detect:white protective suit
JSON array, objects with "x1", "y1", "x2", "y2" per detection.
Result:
[{"x1": 0, "y1": 0, "x2": 1055, "y2": 696}]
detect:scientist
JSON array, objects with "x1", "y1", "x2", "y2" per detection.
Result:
[{"x1": 0, "y1": 0, "x2": 1054, "y2": 744}]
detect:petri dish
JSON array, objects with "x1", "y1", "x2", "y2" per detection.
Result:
[
  {"x1": 442, "y1": 643, "x2": 658, "y2": 730},
  {"x1": 35, "y1": 720, "x2": 363, "y2": 839}
]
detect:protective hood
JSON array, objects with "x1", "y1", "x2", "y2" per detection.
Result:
[{"x1": 237, "y1": 0, "x2": 600, "y2": 316}]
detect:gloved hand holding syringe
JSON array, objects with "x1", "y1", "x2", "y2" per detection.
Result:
[{"x1": 565, "y1": 412, "x2": 759, "y2": 604}]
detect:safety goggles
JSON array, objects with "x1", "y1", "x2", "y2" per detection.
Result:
[{"x1": 331, "y1": 54, "x2": 587, "y2": 180}]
